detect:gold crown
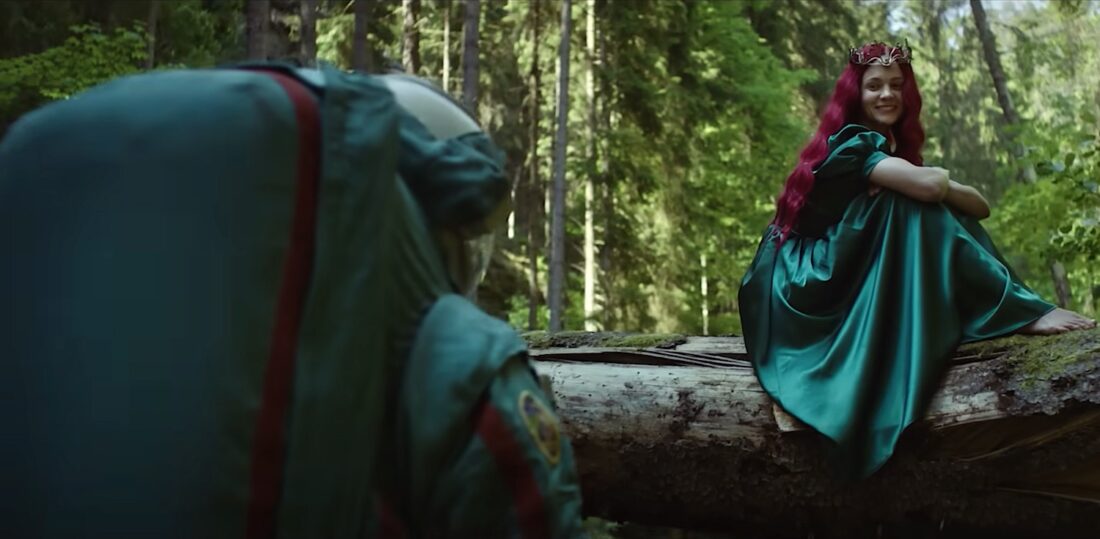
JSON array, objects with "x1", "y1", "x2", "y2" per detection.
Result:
[{"x1": 849, "y1": 41, "x2": 912, "y2": 66}]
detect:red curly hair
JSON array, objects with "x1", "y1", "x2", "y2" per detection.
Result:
[{"x1": 773, "y1": 42, "x2": 926, "y2": 236}]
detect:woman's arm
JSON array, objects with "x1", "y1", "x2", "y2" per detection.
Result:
[
  {"x1": 868, "y1": 157, "x2": 949, "y2": 202},
  {"x1": 868, "y1": 159, "x2": 991, "y2": 218},
  {"x1": 943, "y1": 180, "x2": 991, "y2": 219}
]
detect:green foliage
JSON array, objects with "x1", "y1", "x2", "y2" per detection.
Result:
[
  {"x1": 0, "y1": 0, "x2": 243, "y2": 132},
  {"x1": 0, "y1": 23, "x2": 146, "y2": 128},
  {"x1": 317, "y1": 0, "x2": 395, "y2": 70},
  {"x1": 987, "y1": 128, "x2": 1100, "y2": 311},
  {"x1": 570, "y1": 0, "x2": 811, "y2": 334},
  {"x1": 1046, "y1": 141, "x2": 1100, "y2": 262},
  {"x1": 317, "y1": 13, "x2": 355, "y2": 67},
  {"x1": 582, "y1": 517, "x2": 621, "y2": 539},
  {"x1": 746, "y1": 0, "x2": 862, "y2": 110},
  {"x1": 153, "y1": 0, "x2": 243, "y2": 67},
  {"x1": 0, "y1": 0, "x2": 87, "y2": 58}
]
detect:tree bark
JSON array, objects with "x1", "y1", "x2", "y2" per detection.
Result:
[
  {"x1": 531, "y1": 332, "x2": 1100, "y2": 537},
  {"x1": 442, "y1": 0, "x2": 451, "y2": 91},
  {"x1": 145, "y1": 0, "x2": 159, "y2": 69},
  {"x1": 526, "y1": 0, "x2": 543, "y2": 331},
  {"x1": 1051, "y1": 260, "x2": 1073, "y2": 308},
  {"x1": 969, "y1": 0, "x2": 1035, "y2": 184},
  {"x1": 352, "y1": 0, "x2": 372, "y2": 71},
  {"x1": 402, "y1": 0, "x2": 421, "y2": 74},
  {"x1": 246, "y1": 0, "x2": 270, "y2": 60},
  {"x1": 970, "y1": 0, "x2": 1020, "y2": 127},
  {"x1": 582, "y1": 0, "x2": 597, "y2": 332},
  {"x1": 461, "y1": 0, "x2": 480, "y2": 112},
  {"x1": 299, "y1": 0, "x2": 318, "y2": 67},
  {"x1": 548, "y1": 0, "x2": 572, "y2": 332},
  {"x1": 699, "y1": 254, "x2": 708, "y2": 335},
  {"x1": 597, "y1": 0, "x2": 613, "y2": 322}
]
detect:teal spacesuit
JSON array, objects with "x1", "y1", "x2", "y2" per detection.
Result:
[{"x1": 0, "y1": 63, "x2": 584, "y2": 538}]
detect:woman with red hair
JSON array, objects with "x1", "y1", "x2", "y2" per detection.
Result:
[{"x1": 738, "y1": 42, "x2": 1095, "y2": 477}]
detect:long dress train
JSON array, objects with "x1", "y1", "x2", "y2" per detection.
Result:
[{"x1": 738, "y1": 124, "x2": 1054, "y2": 476}]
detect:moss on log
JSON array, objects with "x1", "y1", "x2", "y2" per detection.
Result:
[
  {"x1": 974, "y1": 329, "x2": 1100, "y2": 415},
  {"x1": 523, "y1": 330, "x2": 687, "y2": 350}
]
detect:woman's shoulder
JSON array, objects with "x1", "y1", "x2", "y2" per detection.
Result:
[
  {"x1": 813, "y1": 123, "x2": 891, "y2": 178},
  {"x1": 827, "y1": 123, "x2": 887, "y2": 148},
  {"x1": 827, "y1": 123, "x2": 893, "y2": 155}
]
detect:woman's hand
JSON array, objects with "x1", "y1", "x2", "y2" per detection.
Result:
[{"x1": 943, "y1": 179, "x2": 991, "y2": 219}]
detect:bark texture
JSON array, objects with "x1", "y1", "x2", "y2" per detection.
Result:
[
  {"x1": 530, "y1": 330, "x2": 1100, "y2": 538},
  {"x1": 525, "y1": 0, "x2": 542, "y2": 331},
  {"x1": 547, "y1": 0, "x2": 572, "y2": 332},
  {"x1": 246, "y1": 0, "x2": 270, "y2": 60},
  {"x1": 352, "y1": 0, "x2": 372, "y2": 71},
  {"x1": 402, "y1": 0, "x2": 421, "y2": 74},
  {"x1": 582, "y1": 0, "x2": 597, "y2": 332},
  {"x1": 299, "y1": 0, "x2": 318, "y2": 67},
  {"x1": 461, "y1": 0, "x2": 481, "y2": 112},
  {"x1": 145, "y1": 0, "x2": 159, "y2": 69}
]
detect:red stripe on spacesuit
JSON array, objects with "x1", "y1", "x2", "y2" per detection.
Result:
[
  {"x1": 244, "y1": 70, "x2": 321, "y2": 539},
  {"x1": 474, "y1": 400, "x2": 550, "y2": 539}
]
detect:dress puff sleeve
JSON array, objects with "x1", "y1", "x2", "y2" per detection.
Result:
[{"x1": 812, "y1": 124, "x2": 891, "y2": 188}]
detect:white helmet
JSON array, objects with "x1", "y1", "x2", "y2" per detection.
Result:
[
  {"x1": 376, "y1": 74, "x2": 480, "y2": 139},
  {"x1": 378, "y1": 73, "x2": 496, "y2": 297}
]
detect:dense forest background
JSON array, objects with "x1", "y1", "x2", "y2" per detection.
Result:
[{"x1": 2, "y1": 0, "x2": 1098, "y2": 336}]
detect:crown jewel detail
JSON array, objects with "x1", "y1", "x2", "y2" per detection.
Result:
[{"x1": 849, "y1": 41, "x2": 912, "y2": 66}]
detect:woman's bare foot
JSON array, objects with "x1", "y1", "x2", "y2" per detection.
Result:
[{"x1": 1019, "y1": 308, "x2": 1097, "y2": 335}]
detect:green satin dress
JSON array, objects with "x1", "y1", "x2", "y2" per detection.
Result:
[{"x1": 738, "y1": 124, "x2": 1055, "y2": 477}]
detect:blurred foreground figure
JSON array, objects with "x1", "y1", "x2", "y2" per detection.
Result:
[{"x1": 0, "y1": 63, "x2": 584, "y2": 538}]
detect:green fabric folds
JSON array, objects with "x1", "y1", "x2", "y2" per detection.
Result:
[
  {"x1": 738, "y1": 124, "x2": 1054, "y2": 477},
  {"x1": 379, "y1": 294, "x2": 586, "y2": 538}
]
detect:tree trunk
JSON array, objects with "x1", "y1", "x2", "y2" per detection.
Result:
[
  {"x1": 461, "y1": 0, "x2": 480, "y2": 112},
  {"x1": 246, "y1": 0, "x2": 270, "y2": 60},
  {"x1": 526, "y1": 0, "x2": 543, "y2": 331},
  {"x1": 442, "y1": 0, "x2": 451, "y2": 91},
  {"x1": 1085, "y1": 276, "x2": 1096, "y2": 315},
  {"x1": 530, "y1": 333, "x2": 1100, "y2": 537},
  {"x1": 927, "y1": 0, "x2": 951, "y2": 157},
  {"x1": 548, "y1": 0, "x2": 572, "y2": 332},
  {"x1": 299, "y1": 0, "x2": 318, "y2": 68},
  {"x1": 700, "y1": 254, "x2": 708, "y2": 335},
  {"x1": 597, "y1": 0, "x2": 613, "y2": 322},
  {"x1": 969, "y1": 0, "x2": 1035, "y2": 183},
  {"x1": 352, "y1": 0, "x2": 372, "y2": 71},
  {"x1": 1051, "y1": 260, "x2": 1073, "y2": 308},
  {"x1": 402, "y1": 0, "x2": 421, "y2": 74},
  {"x1": 145, "y1": 0, "x2": 159, "y2": 69},
  {"x1": 582, "y1": 0, "x2": 597, "y2": 332},
  {"x1": 970, "y1": 0, "x2": 1019, "y2": 127}
]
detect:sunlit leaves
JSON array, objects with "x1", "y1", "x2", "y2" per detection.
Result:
[{"x1": 0, "y1": 23, "x2": 147, "y2": 120}]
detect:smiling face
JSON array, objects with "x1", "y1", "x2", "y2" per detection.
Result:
[{"x1": 860, "y1": 63, "x2": 904, "y2": 132}]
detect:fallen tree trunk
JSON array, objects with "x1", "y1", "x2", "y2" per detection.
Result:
[{"x1": 528, "y1": 329, "x2": 1100, "y2": 538}]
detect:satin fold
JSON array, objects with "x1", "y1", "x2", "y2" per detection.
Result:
[{"x1": 740, "y1": 188, "x2": 1053, "y2": 477}]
